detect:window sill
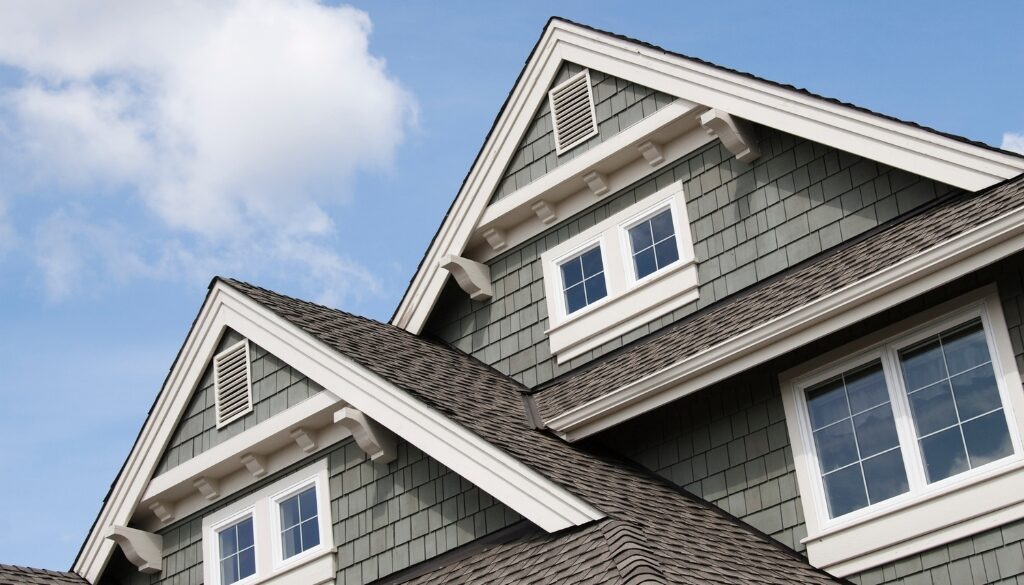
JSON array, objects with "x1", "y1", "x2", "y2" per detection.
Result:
[
  {"x1": 246, "y1": 549, "x2": 335, "y2": 585},
  {"x1": 546, "y1": 260, "x2": 698, "y2": 363}
]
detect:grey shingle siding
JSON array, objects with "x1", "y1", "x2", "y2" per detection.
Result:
[
  {"x1": 101, "y1": 437, "x2": 519, "y2": 585},
  {"x1": 155, "y1": 328, "x2": 325, "y2": 475},
  {"x1": 597, "y1": 253, "x2": 1024, "y2": 581},
  {"x1": 490, "y1": 62, "x2": 676, "y2": 203},
  {"x1": 426, "y1": 127, "x2": 960, "y2": 388}
]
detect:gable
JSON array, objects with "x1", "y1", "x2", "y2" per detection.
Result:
[
  {"x1": 392, "y1": 18, "x2": 1024, "y2": 336},
  {"x1": 155, "y1": 328, "x2": 325, "y2": 475},
  {"x1": 491, "y1": 62, "x2": 675, "y2": 203}
]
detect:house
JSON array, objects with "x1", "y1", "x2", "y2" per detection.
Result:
[{"x1": 14, "y1": 16, "x2": 1024, "y2": 585}]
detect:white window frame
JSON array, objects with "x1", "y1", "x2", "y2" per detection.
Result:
[
  {"x1": 203, "y1": 460, "x2": 334, "y2": 585},
  {"x1": 780, "y1": 285, "x2": 1024, "y2": 576},
  {"x1": 541, "y1": 180, "x2": 698, "y2": 363}
]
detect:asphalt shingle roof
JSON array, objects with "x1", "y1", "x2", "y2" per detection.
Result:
[
  {"x1": 533, "y1": 173, "x2": 1024, "y2": 421},
  {"x1": 0, "y1": 566, "x2": 86, "y2": 585},
  {"x1": 223, "y1": 278, "x2": 845, "y2": 584}
]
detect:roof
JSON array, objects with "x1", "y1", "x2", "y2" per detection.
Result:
[
  {"x1": 0, "y1": 566, "x2": 86, "y2": 585},
  {"x1": 533, "y1": 172, "x2": 1024, "y2": 421},
  {"x1": 223, "y1": 277, "x2": 845, "y2": 584}
]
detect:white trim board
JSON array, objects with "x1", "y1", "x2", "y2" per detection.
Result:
[
  {"x1": 544, "y1": 199, "x2": 1024, "y2": 441},
  {"x1": 74, "y1": 281, "x2": 603, "y2": 583},
  {"x1": 391, "y1": 18, "x2": 1024, "y2": 335}
]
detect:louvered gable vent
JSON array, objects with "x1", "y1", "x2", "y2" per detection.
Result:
[
  {"x1": 214, "y1": 339, "x2": 252, "y2": 427},
  {"x1": 549, "y1": 69, "x2": 598, "y2": 155}
]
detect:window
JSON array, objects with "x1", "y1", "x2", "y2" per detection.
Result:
[
  {"x1": 203, "y1": 461, "x2": 334, "y2": 585},
  {"x1": 218, "y1": 516, "x2": 256, "y2": 585},
  {"x1": 541, "y1": 180, "x2": 698, "y2": 363},
  {"x1": 560, "y1": 246, "x2": 607, "y2": 314},
  {"x1": 780, "y1": 287, "x2": 1024, "y2": 576},
  {"x1": 627, "y1": 208, "x2": 679, "y2": 280}
]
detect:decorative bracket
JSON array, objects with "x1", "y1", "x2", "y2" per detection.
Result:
[
  {"x1": 240, "y1": 453, "x2": 267, "y2": 479},
  {"x1": 582, "y1": 171, "x2": 609, "y2": 197},
  {"x1": 439, "y1": 255, "x2": 493, "y2": 301},
  {"x1": 290, "y1": 428, "x2": 317, "y2": 454},
  {"x1": 699, "y1": 108, "x2": 760, "y2": 163},
  {"x1": 105, "y1": 525, "x2": 163, "y2": 574},
  {"x1": 148, "y1": 501, "x2": 174, "y2": 524},
  {"x1": 636, "y1": 140, "x2": 665, "y2": 167},
  {"x1": 193, "y1": 477, "x2": 220, "y2": 501},
  {"x1": 334, "y1": 407, "x2": 397, "y2": 463},
  {"x1": 481, "y1": 228, "x2": 507, "y2": 252},
  {"x1": 530, "y1": 200, "x2": 558, "y2": 224}
]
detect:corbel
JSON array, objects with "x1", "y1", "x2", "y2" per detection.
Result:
[
  {"x1": 530, "y1": 200, "x2": 558, "y2": 224},
  {"x1": 699, "y1": 108, "x2": 760, "y2": 163},
  {"x1": 105, "y1": 525, "x2": 163, "y2": 574},
  {"x1": 289, "y1": 428, "x2": 317, "y2": 453},
  {"x1": 240, "y1": 453, "x2": 267, "y2": 479},
  {"x1": 334, "y1": 407, "x2": 397, "y2": 463},
  {"x1": 193, "y1": 477, "x2": 220, "y2": 501},
  {"x1": 636, "y1": 140, "x2": 665, "y2": 167},
  {"x1": 148, "y1": 501, "x2": 174, "y2": 524},
  {"x1": 439, "y1": 255, "x2": 493, "y2": 301},
  {"x1": 481, "y1": 228, "x2": 507, "y2": 252},
  {"x1": 582, "y1": 171, "x2": 609, "y2": 197}
]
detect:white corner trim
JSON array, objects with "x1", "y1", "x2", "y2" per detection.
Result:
[
  {"x1": 75, "y1": 281, "x2": 603, "y2": 583},
  {"x1": 439, "y1": 254, "x2": 493, "y2": 301},
  {"x1": 105, "y1": 526, "x2": 162, "y2": 574},
  {"x1": 545, "y1": 200, "x2": 1024, "y2": 441},
  {"x1": 334, "y1": 407, "x2": 398, "y2": 463},
  {"x1": 699, "y1": 108, "x2": 760, "y2": 162},
  {"x1": 391, "y1": 19, "x2": 1024, "y2": 336}
]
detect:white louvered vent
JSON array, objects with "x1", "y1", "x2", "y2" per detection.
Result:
[
  {"x1": 214, "y1": 339, "x2": 252, "y2": 428},
  {"x1": 548, "y1": 69, "x2": 599, "y2": 155}
]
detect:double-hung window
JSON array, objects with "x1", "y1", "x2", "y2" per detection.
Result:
[
  {"x1": 781, "y1": 287, "x2": 1024, "y2": 576},
  {"x1": 217, "y1": 515, "x2": 256, "y2": 585}
]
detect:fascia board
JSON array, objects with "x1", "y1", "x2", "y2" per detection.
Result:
[
  {"x1": 392, "y1": 20, "x2": 1024, "y2": 337},
  {"x1": 76, "y1": 281, "x2": 603, "y2": 582},
  {"x1": 545, "y1": 200, "x2": 1024, "y2": 441}
]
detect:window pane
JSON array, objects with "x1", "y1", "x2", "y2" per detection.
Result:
[
  {"x1": 633, "y1": 248, "x2": 657, "y2": 279},
  {"x1": 814, "y1": 420, "x2": 859, "y2": 473},
  {"x1": 943, "y1": 323, "x2": 989, "y2": 375},
  {"x1": 950, "y1": 366, "x2": 1001, "y2": 421},
  {"x1": 628, "y1": 222, "x2": 653, "y2": 251},
  {"x1": 280, "y1": 496, "x2": 301, "y2": 529},
  {"x1": 560, "y1": 258, "x2": 583, "y2": 287},
  {"x1": 862, "y1": 449, "x2": 909, "y2": 504},
  {"x1": 807, "y1": 379, "x2": 849, "y2": 429},
  {"x1": 219, "y1": 525, "x2": 238, "y2": 558},
  {"x1": 650, "y1": 210, "x2": 675, "y2": 241},
  {"x1": 846, "y1": 364, "x2": 889, "y2": 413},
  {"x1": 298, "y1": 487, "x2": 318, "y2": 522},
  {"x1": 907, "y1": 381, "x2": 958, "y2": 437},
  {"x1": 580, "y1": 247, "x2": 603, "y2": 277},
  {"x1": 221, "y1": 557, "x2": 238, "y2": 585},
  {"x1": 823, "y1": 464, "x2": 868, "y2": 518},
  {"x1": 963, "y1": 410, "x2": 1013, "y2": 468},
  {"x1": 282, "y1": 525, "x2": 302, "y2": 559},
  {"x1": 920, "y1": 426, "x2": 969, "y2": 482},
  {"x1": 900, "y1": 339, "x2": 946, "y2": 391},
  {"x1": 301, "y1": 518, "x2": 321, "y2": 550},
  {"x1": 237, "y1": 518, "x2": 254, "y2": 550},
  {"x1": 237, "y1": 547, "x2": 256, "y2": 581},
  {"x1": 584, "y1": 275, "x2": 607, "y2": 303},
  {"x1": 654, "y1": 237, "x2": 679, "y2": 268},
  {"x1": 853, "y1": 405, "x2": 900, "y2": 458},
  {"x1": 564, "y1": 284, "x2": 587, "y2": 314}
]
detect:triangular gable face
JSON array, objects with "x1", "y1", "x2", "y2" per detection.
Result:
[
  {"x1": 393, "y1": 18, "x2": 1024, "y2": 335},
  {"x1": 75, "y1": 280, "x2": 601, "y2": 583},
  {"x1": 491, "y1": 62, "x2": 676, "y2": 204}
]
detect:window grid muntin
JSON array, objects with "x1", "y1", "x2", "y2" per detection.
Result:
[
  {"x1": 898, "y1": 319, "x2": 1012, "y2": 482},
  {"x1": 218, "y1": 516, "x2": 256, "y2": 585},
  {"x1": 279, "y1": 486, "x2": 320, "y2": 559},
  {"x1": 627, "y1": 208, "x2": 679, "y2": 281},
  {"x1": 560, "y1": 245, "x2": 607, "y2": 315}
]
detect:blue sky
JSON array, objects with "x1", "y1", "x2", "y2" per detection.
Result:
[{"x1": 0, "y1": 0, "x2": 1022, "y2": 571}]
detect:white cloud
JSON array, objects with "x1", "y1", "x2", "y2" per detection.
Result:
[
  {"x1": 0, "y1": 0, "x2": 415, "y2": 301},
  {"x1": 1002, "y1": 133, "x2": 1024, "y2": 155}
]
